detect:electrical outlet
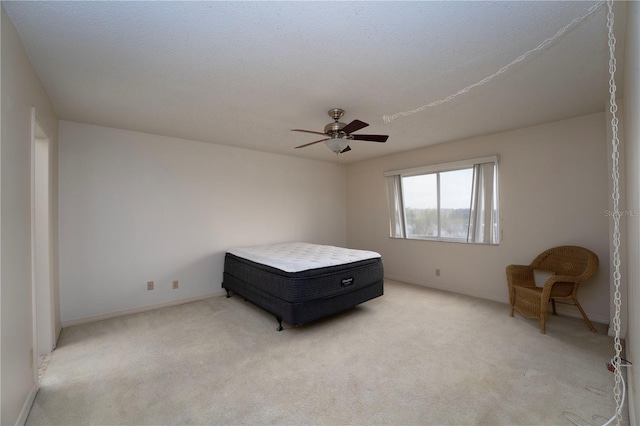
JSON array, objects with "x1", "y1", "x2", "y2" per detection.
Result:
[
  {"x1": 435, "y1": 269, "x2": 441, "y2": 277},
  {"x1": 147, "y1": 281, "x2": 154, "y2": 290},
  {"x1": 172, "y1": 280, "x2": 179, "y2": 289}
]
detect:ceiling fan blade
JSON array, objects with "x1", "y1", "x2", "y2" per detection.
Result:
[
  {"x1": 295, "y1": 138, "x2": 330, "y2": 149},
  {"x1": 341, "y1": 119, "x2": 369, "y2": 134},
  {"x1": 351, "y1": 134, "x2": 389, "y2": 142},
  {"x1": 291, "y1": 129, "x2": 327, "y2": 136},
  {"x1": 340, "y1": 146, "x2": 352, "y2": 154}
]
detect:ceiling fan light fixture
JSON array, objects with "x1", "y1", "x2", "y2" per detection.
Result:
[
  {"x1": 292, "y1": 108, "x2": 388, "y2": 153},
  {"x1": 325, "y1": 137, "x2": 349, "y2": 154}
]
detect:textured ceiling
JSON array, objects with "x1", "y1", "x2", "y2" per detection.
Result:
[{"x1": 4, "y1": 1, "x2": 627, "y2": 163}]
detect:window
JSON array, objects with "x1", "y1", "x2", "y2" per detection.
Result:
[{"x1": 385, "y1": 156, "x2": 499, "y2": 244}]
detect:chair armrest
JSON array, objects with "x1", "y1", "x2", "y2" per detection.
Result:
[
  {"x1": 541, "y1": 275, "x2": 578, "y2": 299},
  {"x1": 506, "y1": 265, "x2": 535, "y2": 288}
]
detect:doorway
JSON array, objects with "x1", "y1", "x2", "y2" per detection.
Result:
[{"x1": 31, "y1": 108, "x2": 55, "y2": 383}]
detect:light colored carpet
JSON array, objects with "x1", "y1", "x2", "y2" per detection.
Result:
[{"x1": 26, "y1": 279, "x2": 627, "y2": 425}]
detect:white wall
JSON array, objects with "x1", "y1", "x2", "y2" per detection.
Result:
[
  {"x1": 58, "y1": 121, "x2": 347, "y2": 324},
  {"x1": 623, "y1": 1, "x2": 640, "y2": 423},
  {"x1": 1, "y1": 7, "x2": 59, "y2": 426},
  {"x1": 347, "y1": 112, "x2": 610, "y2": 323}
]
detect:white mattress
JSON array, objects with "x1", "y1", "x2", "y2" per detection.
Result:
[{"x1": 227, "y1": 242, "x2": 381, "y2": 273}]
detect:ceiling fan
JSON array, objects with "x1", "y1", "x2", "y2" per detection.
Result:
[{"x1": 292, "y1": 108, "x2": 389, "y2": 154}]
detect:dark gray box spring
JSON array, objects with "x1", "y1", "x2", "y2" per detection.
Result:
[{"x1": 222, "y1": 252, "x2": 384, "y2": 328}]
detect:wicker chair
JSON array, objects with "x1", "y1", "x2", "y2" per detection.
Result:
[{"x1": 506, "y1": 245, "x2": 599, "y2": 334}]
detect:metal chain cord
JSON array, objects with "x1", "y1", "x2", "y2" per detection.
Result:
[
  {"x1": 381, "y1": 0, "x2": 624, "y2": 423},
  {"x1": 606, "y1": 0, "x2": 623, "y2": 424},
  {"x1": 383, "y1": 1, "x2": 605, "y2": 123}
]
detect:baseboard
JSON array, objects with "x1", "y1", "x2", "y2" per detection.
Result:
[
  {"x1": 607, "y1": 323, "x2": 629, "y2": 339},
  {"x1": 385, "y1": 275, "x2": 509, "y2": 305},
  {"x1": 16, "y1": 384, "x2": 38, "y2": 426},
  {"x1": 54, "y1": 323, "x2": 62, "y2": 349},
  {"x1": 551, "y1": 303, "x2": 610, "y2": 326},
  {"x1": 61, "y1": 291, "x2": 225, "y2": 328},
  {"x1": 384, "y1": 275, "x2": 611, "y2": 325}
]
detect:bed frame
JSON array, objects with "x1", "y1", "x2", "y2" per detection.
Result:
[{"x1": 222, "y1": 244, "x2": 384, "y2": 330}]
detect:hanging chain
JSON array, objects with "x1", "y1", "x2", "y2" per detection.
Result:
[
  {"x1": 606, "y1": 0, "x2": 623, "y2": 424},
  {"x1": 383, "y1": 2, "x2": 604, "y2": 123}
]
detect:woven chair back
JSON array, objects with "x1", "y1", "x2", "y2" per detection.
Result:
[{"x1": 531, "y1": 246, "x2": 598, "y2": 281}]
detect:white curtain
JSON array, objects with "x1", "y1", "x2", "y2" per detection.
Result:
[
  {"x1": 385, "y1": 156, "x2": 498, "y2": 244},
  {"x1": 386, "y1": 175, "x2": 405, "y2": 238},
  {"x1": 468, "y1": 162, "x2": 497, "y2": 244}
]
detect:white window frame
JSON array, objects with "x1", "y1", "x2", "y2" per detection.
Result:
[{"x1": 385, "y1": 155, "x2": 500, "y2": 244}]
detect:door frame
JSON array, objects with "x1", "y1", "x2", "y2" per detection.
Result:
[{"x1": 30, "y1": 107, "x2": 55, "y2": 385}]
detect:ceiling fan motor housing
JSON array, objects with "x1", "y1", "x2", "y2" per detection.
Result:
[
  {"x1": 324, "y1": 121, "x2": 348, "y2": 138},
  {"x1": 325, "y1": 108, "x2": 348, "y2": 138}
]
